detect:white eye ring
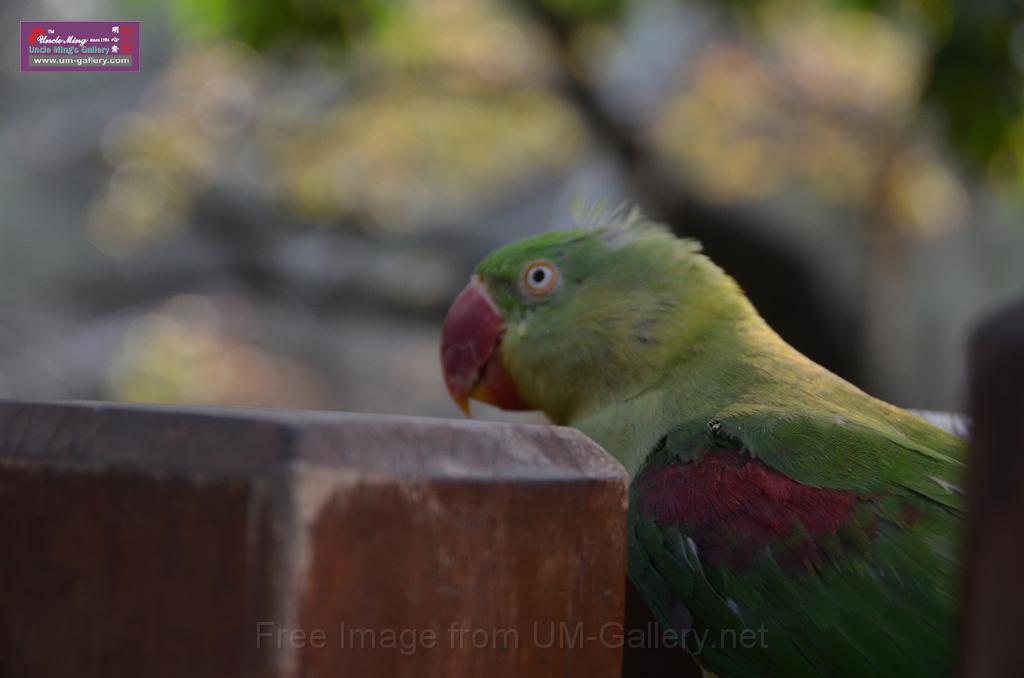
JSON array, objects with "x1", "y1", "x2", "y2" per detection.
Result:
[{"x1": 521, "y1": 260, "x2": 560, "y2": 296}]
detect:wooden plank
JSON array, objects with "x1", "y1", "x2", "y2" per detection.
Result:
[
  {"x1": 0, "y1": 402, "x2": 628, "y2": 678},
  {"x1": 960, "y1": 298, "x2": 1024, "y2": 677}
]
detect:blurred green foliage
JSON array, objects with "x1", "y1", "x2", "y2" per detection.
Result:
[
  {"x1": 924, "y1": 1, "x2": 1020, "y2": 182},
  {"x1": 514, "y1": 0, "x2": 627, "y2": 23},
  {"x1": 167, "y1": 0, "x2": 399, "y2": 49},
  {"x1": 689, "y1": 0, "x2": 1021, "y2": 187},
  {"x1": 154, "y1": 0, "x2": 1021, "y2": 190},
  {"x1": 4, "y1": 0, "x2": 1017, "y2": 419}
]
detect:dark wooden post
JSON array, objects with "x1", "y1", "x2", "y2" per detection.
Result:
[
  {"x1": 0, "y1": 402, "x2": 628, "y2": 678},
  {"x1": 961, "y1": 298, "x2": 1024, "y2": 677}
]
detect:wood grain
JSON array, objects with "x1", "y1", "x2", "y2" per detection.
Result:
[{"x1": 0, "y1": 402, "x2": 628, "y2": 678}]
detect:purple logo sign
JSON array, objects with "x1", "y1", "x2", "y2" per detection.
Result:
[{"x1": 20, "y1": 21, "x2": 140, "y2": 72}]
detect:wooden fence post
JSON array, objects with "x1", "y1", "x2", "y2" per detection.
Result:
[
  {"x1": 961, "y1": 298, "x2": 1024, "y2": 677},
  {"x1": 0, "y1": 402, "x2": 628, "y2": 678}
]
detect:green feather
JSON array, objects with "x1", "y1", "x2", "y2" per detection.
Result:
[{"x1": 473, "y1": 208, "x2": 965, "y2": 677}]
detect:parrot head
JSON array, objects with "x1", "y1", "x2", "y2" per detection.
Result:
[{"x1": 440, "y1": 207, "x2": 743, "y2": 423}]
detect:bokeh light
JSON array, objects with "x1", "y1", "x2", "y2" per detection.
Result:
[{"x1": 2, "y1": 0, "x2": 1022, "y2": 415}]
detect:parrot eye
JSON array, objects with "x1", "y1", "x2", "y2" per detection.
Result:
[{"x1": 521, "y1": 260, "x2": 560, "y2": 297}]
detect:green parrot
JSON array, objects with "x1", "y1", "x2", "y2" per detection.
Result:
[{"x1": 439, "y1": 206, "x2": 964, "y2": 677}]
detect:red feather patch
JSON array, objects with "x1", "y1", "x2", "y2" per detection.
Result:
[{"x1": 635, "y1": 450, "x2": 870, "y2": 574}]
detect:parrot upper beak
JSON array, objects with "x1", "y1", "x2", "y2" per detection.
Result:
[{"x1": 440, "y1": 276, "x2": 531, "y2": 415}]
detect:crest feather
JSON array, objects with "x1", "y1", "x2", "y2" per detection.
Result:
[{"x1": 570, "y1": 198, "x2": 684, "y2": 250}]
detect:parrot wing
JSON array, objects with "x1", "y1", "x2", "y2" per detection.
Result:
[{"x1": 628, "y1": 410, "x2": 963, "y2": 677}]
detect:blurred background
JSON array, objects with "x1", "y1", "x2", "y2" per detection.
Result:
[{"x1": 2, "y1": 0, "x2": 1022, "y2": 420}]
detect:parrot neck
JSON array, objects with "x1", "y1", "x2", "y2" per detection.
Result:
[{"x1": 570, "y1": 301, "x2": 808, "y2": 477}]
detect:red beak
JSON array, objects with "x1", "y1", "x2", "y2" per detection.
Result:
[{"x1": 440, "y1": 277, "x2": 531, "y2": 415}]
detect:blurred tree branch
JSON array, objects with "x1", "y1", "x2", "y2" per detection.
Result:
[
  {"x1": 518, "y1": 0, "x2": 860, "y2": 379},
  {"x1": 68, "y1": 177, "x2": 564, "y2": 323}
]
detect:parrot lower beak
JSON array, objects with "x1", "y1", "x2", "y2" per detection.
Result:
[{"x1": 440, "y1": 276, "x2": 531, "y2": 415}]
